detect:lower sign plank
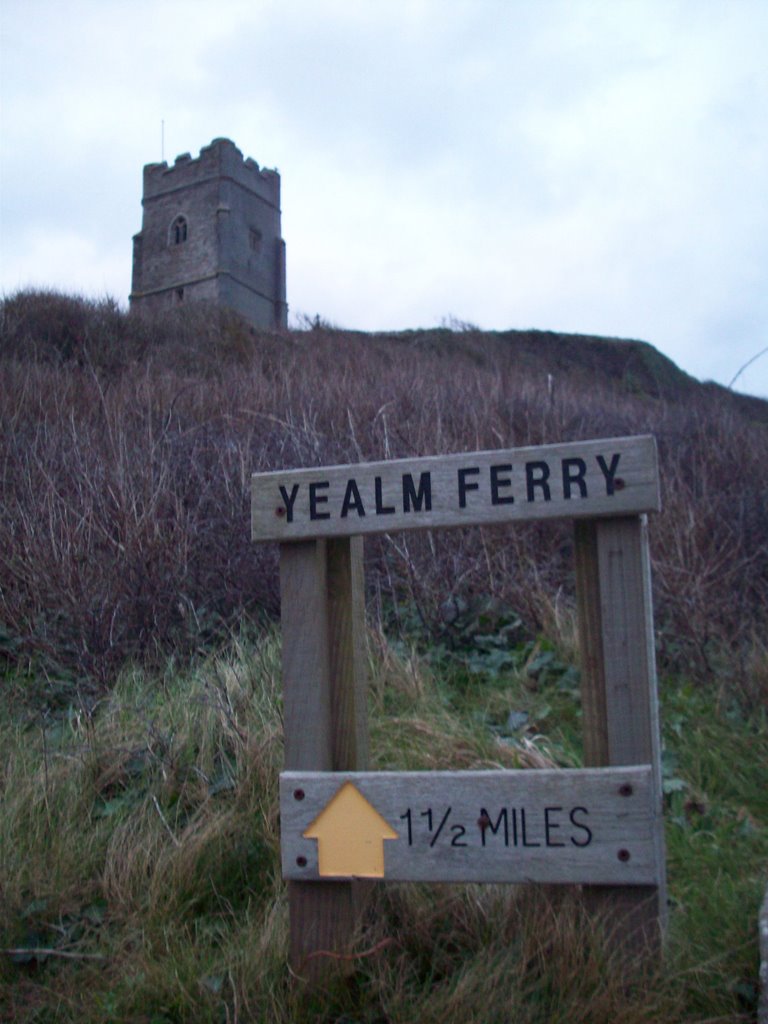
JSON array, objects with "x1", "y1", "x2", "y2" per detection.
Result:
[{"x1": 280, "y1": 767, "x2": 661, "y2": 886}]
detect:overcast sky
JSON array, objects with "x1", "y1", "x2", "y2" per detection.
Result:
[{"x1": 2, "y1": 0, "x2": 766, "y2": 396}]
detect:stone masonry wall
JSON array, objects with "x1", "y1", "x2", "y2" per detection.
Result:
[{"x1": 130, "y1": 138, "x2": 286, "y2": 328}]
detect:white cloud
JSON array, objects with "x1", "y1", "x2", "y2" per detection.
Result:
[
  {"x1": 1, "y1": 0, "x2": 766, "y2": 394},
  {"x1": 4, "y1": 226, "x2": 124, "y2": 298}
]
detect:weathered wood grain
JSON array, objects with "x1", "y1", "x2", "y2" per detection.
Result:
[
  {"x1": 280, "y1": 539, "x2": 369, "y2": 980},
  {"x1": 253, "y1": 435, "x2": 660, "y2": 541},
  {"x1": 325, "y1": 536, "x2": 372, "y2": 932},
  {"x1": 280, "y1": 541, "x2": 332, "y2": 771},
  {"x1": 327, "y1": 536, "x2": 369, "y2": 772},
  {"x1": 280, "y1": 767, "x2": 659, "y2": 885},
  {"x1": 574, "y1": 516, "x2": 667, "y2": 952}
]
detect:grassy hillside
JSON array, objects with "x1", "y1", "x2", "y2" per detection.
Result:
[
  {"x1": 1, "y1": 629, "x2": 766, "y2": 1022},
  {"x1": 1, "y1": 290, "x2": 766, "y2": 1021}
]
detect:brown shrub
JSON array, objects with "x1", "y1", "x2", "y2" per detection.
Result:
[{"x1": 1, "y1": 291, "x2": 766, "y2": 700}]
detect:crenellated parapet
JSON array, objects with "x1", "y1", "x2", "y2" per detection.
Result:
[{"x1": 141, "y1": 138, "x2": 281, "y2": 210}]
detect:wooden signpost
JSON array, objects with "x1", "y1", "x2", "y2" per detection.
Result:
[{"x1": 251, "y1": 434, "x2": 667, "y2": 981}]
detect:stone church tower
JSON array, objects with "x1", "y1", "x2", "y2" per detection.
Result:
[{"x1": 130, "y1": 138, "x2": 287, "y2": 329}]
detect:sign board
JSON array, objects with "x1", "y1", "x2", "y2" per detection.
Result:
[
  {"x1": 252, "y1": 433, "x2": 667, "y2": 977},
  {"x1": 252, "y1": 435, "x2": 660, "y2": 542},
  {"x1": 280, "y1": 766, "x2": 658, "y2": 886}
]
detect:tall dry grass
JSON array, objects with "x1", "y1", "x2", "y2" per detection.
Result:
[
  {"x1": 1, "y1": 290, "x2": 766, "y2": 703},
  {"x1": 4, "y1": 623, "x2": 762, "y2": 1021},
  {"x1": 5, "y1": 628, "x2": 742, "y2": 1023}
]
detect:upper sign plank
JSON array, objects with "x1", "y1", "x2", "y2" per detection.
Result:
[{"x1": 252, "y1": 435, "x2": 659, "y2": 542}]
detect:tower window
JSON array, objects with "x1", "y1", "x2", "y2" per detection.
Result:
[
  {"x1": 171, "y1": 215, "x2": 188, "y2": 245},
  {"x1": 249, "y1": 227, "x2": 262, "y2": 253}
]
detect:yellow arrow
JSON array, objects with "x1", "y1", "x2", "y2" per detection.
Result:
[{"x1": 302, "y1": 782, "x2": 399, "y2": 878}]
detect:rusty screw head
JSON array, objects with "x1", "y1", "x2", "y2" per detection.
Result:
[
  {"x1": 617, "y1": 848, "x2": 631, "y2": 862},
  {"x1": 619, "y1": 783, "x2": 634, "y2": 797},
  {"x1": 276, "y1": 506, "x2": 286, "y2": 517},
  {"x1": 614, "y1": 478, "x2": 626, "y2": 491},
  {"x1": 296, "y1": 855, "x2": 307, "y2": 868},
  {"x1": 294, "y1": 788, "x2": 305, "y2": 801}
]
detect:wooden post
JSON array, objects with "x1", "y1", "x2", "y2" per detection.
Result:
[
  {"x1": 574, "y1": 515, "x2": 667, "y2": 953},
  {"x1": 280, "y1": 536, "x2": 368, "y2": 982},
  {"x1": 327, "y1": 537, "x2": 369, "y2": 772}
]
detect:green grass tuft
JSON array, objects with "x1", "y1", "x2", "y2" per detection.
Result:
[{"x1": 1, "y1": 629, "x2": 765, "y2": 1021}]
